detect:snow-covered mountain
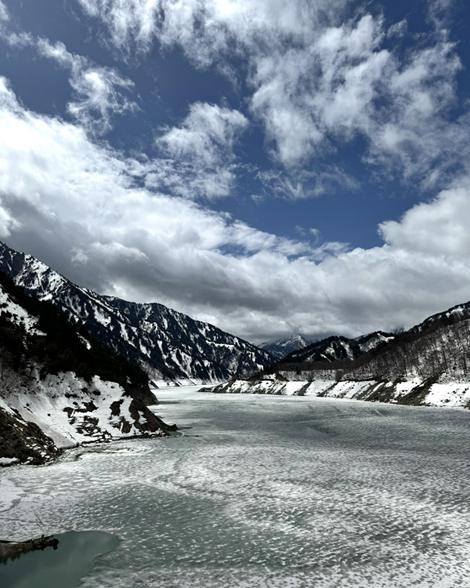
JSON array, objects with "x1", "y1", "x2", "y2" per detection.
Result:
[
  {"x1": 0, "y1": 242, "x2": 273, "y2": 385},
  {"x1": 260, "y1": 334, "x2": 312, "y2": 360},
  {"x1": 0, "y1": 271, "x2": 174, "y2": 466},
  {"x1": 210, "y1": 301, "x2": 470, "y2": 410},
  {"x1": 281, "y1": 331, "x2": 395, "y2": 364},
  {"x1": 408, "y1": 300, "x2": 470, "y2": 335}
]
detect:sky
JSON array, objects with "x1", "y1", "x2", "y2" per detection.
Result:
[{"x1": 1, "y1": 0, "x2": 470, "y2": 344}]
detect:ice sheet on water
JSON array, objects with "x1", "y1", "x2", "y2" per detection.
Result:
[
  {"x1": 0, "y1": 478, "x2": 24, "y2": 514},
  {"x1": 2, "y1": 388, "x2": 470, "y2": 586}
]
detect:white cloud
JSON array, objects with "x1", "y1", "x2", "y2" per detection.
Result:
[
  {"x1": 0, "y1": 2, "x2": 33, "y2": 47},
  {"x1": 0, "y1": 21, "x2": 138, "y2": 134},
  {"x1": 37, "y1": 39, "x2": 138, "y2": 134},
  {"x1": 427, "y1": 0, "x2": 458, "y2": 27},
  {"x1": 379, "y1": 184, "x2": 470, "y2": 258},
  {"x1": 158, "y1": 102, "x2": 248, "y2": 166},
  {"x1": 76, "y1": 0, "x2": 349, "y2": 57},
  {"x1": 37, "y1": 38, "x2": 75, "y2": 67},
  {"x1": 257, "y1": 166, "x2": 359, "y2": 200},
  {"x1": 0, "y1": 76, "x2": 19, "y2": 111},
  {"x1": 154, "y1": 102, "x2": 249, "y2": 199},
  {"x1": 2, "y1": 77, "x2": 470, "y2": 342},
  {"x1": 75, "y1": 0, "x2": 470, "y2": 195},
  {"x1": 0, "y1": 1, "x2": 8, "y2": 22}
]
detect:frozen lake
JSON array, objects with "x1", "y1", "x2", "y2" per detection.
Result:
[{"x1": 2, "y1": 386, "x2": 470, "y2": 587}]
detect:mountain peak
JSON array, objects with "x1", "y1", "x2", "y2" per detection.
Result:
[{"x1": 261, "y1": 334, "x2": 312, "y2": 360}]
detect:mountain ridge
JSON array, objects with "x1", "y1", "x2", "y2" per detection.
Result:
[
  {"x1": 260, "y1": 334, "x2": 312, "y2": 360},
  {"x1": 281, "y1": 331, "x2": 396, "y2": 364},
  {"x1": 0, "y1": 269, "x2": 174, "y2": 466},
  {"x1": 0, "y1": 242, "x2": 273, "y2": 385}
]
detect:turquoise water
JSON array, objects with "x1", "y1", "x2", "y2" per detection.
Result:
[
  {"x1": 1, "y1": 387, "x2": 470, "y2": 587},
  {"x1": 0, "y1": 531, "x2": 119, "y2": 588}
]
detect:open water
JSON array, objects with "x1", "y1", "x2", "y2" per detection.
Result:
[{"x1": 1, "y1": 386, "x2": 470, "y2": 587}]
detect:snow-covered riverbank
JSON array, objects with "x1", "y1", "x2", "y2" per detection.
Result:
[{"x1": 211, "y1": 375, "x2": 470, "y2": 409}]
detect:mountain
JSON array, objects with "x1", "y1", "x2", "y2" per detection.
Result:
[
  {"x1": 260, "y1": 334, "x2": 312, "y2": 360},
  {"x1": 281, "y1": 331, "x2": 395, "y2": 364},
  {"x1": 210, "y1": 301, "x2": 470, "y2": 410},
  {"x1": 407, "y1": 300, "x2": 470, "y2": 335},
  {"x1": 0, "y1": 242, "x2": 273, "y2": 386},
  {"x1": 0, "y1": 270, "x2": 174, "y2": 467}
]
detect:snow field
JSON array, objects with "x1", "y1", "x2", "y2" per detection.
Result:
[{"x1": 0, "y1": 371, "x2": 165, "y2": 451}]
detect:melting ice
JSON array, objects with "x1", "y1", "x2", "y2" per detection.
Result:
[{"x1": 1, "y1": 386, "x2": 470, "y2": 587}]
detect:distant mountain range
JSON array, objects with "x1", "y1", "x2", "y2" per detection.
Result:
[
  {"x1": 0, "y1": 242, "x2": 273, "y2": 386},
  {"x1": 212, "y1": 300, "x2": 470, "y2": 409},
  {"x1": 260, "y1": 334, "x2": 312, "y2": 360},
  {"x1": 281, "y1": 331, "x2": 396, "y2": 364}
]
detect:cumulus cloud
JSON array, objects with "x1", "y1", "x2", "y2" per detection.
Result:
[
  {"x1": 1, "y1": 18, "x2": 246, "y2": 199},
  {"x1": 75, "y1": 0, "x2": 470, "y2": 194},
  {"x1": 154, "y1": 102, "x2": 249, "y2": 199},
  {"x1": 1, "y1": 76, "x2": 470, "y2": 342},
  {"x1": 379, "y1": 184, "x2": 470, "y2": 258}
]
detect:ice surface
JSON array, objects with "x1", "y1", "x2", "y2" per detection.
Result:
[{"x1": 2, "y1": 387, "x2": 470, "y2": 586}]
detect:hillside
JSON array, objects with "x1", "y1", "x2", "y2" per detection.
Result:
[
  {"x1": 211, "y1": 301, "x2": 470, "y2": 409},
  {"x1": 0, "y1": 271, "x2": 174, "y2": 466},
  {"x1": 281, "y1": 331, "x2": 395, "y2": 364},
  {"x1": 0, "y1": 242, "x2": 273, "y2": 385}
]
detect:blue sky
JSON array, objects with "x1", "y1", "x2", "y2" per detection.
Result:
[{"x1": 1, "y1": 0, "x2": 470, "y2": 343}]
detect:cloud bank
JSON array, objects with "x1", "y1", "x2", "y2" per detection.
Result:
[
  {"x1": 0, "y1": 0, "x2": 469, "y2": 343},
  {"x1": 77, "y1": 0, "x2": 470, "y2": 195},
  {"x1": 1, "y1": 74, "x2": 470, "y2": 342}
]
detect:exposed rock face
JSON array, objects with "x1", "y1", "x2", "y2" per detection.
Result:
[
  {"x1": 0, "y1": 369, "x2": 175, "y2": 466},
  {"x1": 0, "y1": 242, "x2": 273, "y2": 385},
  {"x1": 0, "y1": 406, "x2": 61, "y2": 466}
]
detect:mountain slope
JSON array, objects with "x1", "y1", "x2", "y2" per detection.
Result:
[
  {"x1": 260, "y1": 334, "x2": 312, "y2": 360},
  {"x1": 0, "y1": 242, "x2": 273, "y2": 385},
  {"x1": 211, "y1": 300, "x2": 470, "y2": 409},
  {"x1": 0, "y1": 270, "x2": 174, "y2": 466},
  {"x1": 282, "y1": 331, "x2": 395, "y2": 364}
]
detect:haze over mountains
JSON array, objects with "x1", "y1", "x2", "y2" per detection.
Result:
[{"x1": 0, "y1": 242, "x2": 273, "y2": 386}]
